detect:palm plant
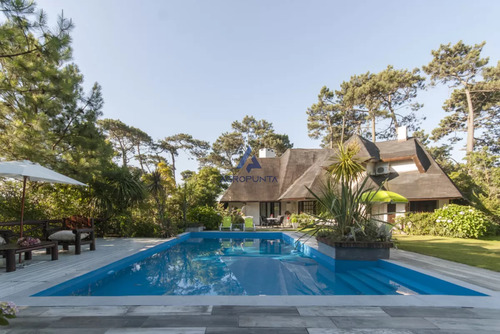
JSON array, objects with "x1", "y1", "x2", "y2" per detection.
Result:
[
  {"x1": 144, "y1": 162, "x2": 176, "y2": 236},
  {"x1": 88, "y1": 167, "x2": 145, "y2": 235},
  {"x1": 303, "y1": 142, "x2": 384, "y2": 242},
  {"x1": 326, "y1": 142, "x2": 365, "y2": 185}
]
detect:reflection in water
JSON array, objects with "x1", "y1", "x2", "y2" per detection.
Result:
[{"x1": 67, "y1": 238, "x2": 406, "y2": 296}]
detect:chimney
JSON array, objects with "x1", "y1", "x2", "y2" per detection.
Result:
[
  {"x1": 259, "y1": 148, "x2": 276, "y2": 158},
  {"x1": 397, "y1": 126, "x2": 407, "y2": 142}
]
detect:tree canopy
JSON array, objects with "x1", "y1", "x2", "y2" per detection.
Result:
[
  {"x1": 423, "y1": 41, "x2": 494, "y2": 154},
  {"x1": 203, "y1": 116, "x2": 293, "y2": 173}
]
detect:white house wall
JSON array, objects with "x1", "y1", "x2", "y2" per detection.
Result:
[
  {"x1": 389, "y1": 160, "x2": 418, "y2": 173},
  {"x1": 438, "y1": 199, "x2": 449, "y2": 208},
  {"x1": 372, "y1": 203, "x2": 388, "y2": 222},
  {"x1": 371, "y1": 203, "x2": 407, "y2": 222},
  {"x1": 245, "y1": 202, "x2": 260, "y2": 226},
  {"x1": 396, "y1": 203, "x2": 406, "y2": 218},
  {"x1": 282, "y1": 201, "x2": 298, "y2": 227}
]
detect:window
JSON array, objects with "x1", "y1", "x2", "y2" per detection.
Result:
[
  {"x1": 260, "y1": 202, "x2": 281, "y2": 217},
  {"x1": 410, "y1": 200, "x2": 437, "y2": 213},
  {"x1": 298, "y1": 201, "x2": 317, "y2": 214}
]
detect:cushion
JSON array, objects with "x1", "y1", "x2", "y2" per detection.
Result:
[
  {"x1": 48, "y1": 230, "x2": 89, "y2": 242},
  {"x1": 0, "y1": 236, "x2": 5, "y2": 245}
]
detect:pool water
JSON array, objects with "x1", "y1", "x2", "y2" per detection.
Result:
[{"x1": 34, "y1": 233, "x2": 486, "y2": 297}]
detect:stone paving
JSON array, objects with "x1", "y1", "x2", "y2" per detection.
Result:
[
  {"x1": 2, "y1": 235, "x2": 500, "y2": 333},
  {"x1": 3, "y1": 305, "x2": 500, "y2": 333}
]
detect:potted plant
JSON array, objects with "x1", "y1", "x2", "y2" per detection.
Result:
[
  {"x1": 303, "y1": 142, "x2": 393, "y2": 261},
  {"x1": 290, "y1": 214, "x2": 299, "y2": 229}
]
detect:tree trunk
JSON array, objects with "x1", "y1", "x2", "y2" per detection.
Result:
[
  {"x1": 137, "y1": 144, "x2": 145, "y2": 172},
  {"x1": 170, "y1": 152, "x2": 176, "y2": 183},
  {"x1": 465, "y1": 88, "x2": 475, "y2": 154},
  {"x1": 329, "y1": 127, "x2": 334, "y2": 149},
  {"x1": 340, "y1": 114, "x2": 346, "y2": 144},
  {"x1": 327, "y1": 117, "x2": 333, "y2": 148},
  {"x1": 388, "y1": 95, "x2": 399, "y2": 132},
  {"x1": 371, "y1": 114, "x2": 376, "y2": 142}
]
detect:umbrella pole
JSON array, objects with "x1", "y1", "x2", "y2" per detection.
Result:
[
  {"x1": 20, "y1": 176, "x2": 27, "y2": 238},
  {"x1": 19, "y1": 176, "x2": 27, "y2": 263}
]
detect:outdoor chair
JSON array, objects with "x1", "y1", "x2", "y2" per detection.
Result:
[
  {"x1": 260, "y1": 216, "x2": 268, "y2": 227},
  {"x1": 277, "y1": 215, "x2": 285, "y2": 227},
  {"x1": 0, "y1": 230, "x2": 14, "y2": 244},
  {"x1": 219, "y1": 216, "x2": 232, "y2": 231},
  {"x1": 243, "y1": 216, "x2": 255, "y2": 231},
  {"x1": 47, "y1": 216, "x2": 96, "y2": 255}
]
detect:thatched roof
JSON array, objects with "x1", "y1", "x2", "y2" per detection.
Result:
[
  {"x1": 220, "y1": 136, "x2": 462, "y2": 203},
  {"x1": 367, "y1": 139, "x2": 461, "y2": 200},
  {"x1": 345, "y1": 135, "x2": 380, "y2": 161}
]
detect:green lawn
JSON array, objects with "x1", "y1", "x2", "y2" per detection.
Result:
[{"x1": 394, "y1": 235, "x2": 500, "y2": 272}]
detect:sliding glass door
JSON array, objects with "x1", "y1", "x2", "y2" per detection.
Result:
[{"x1": 259, "y1": 202, "x2": 281, "y2": 218}]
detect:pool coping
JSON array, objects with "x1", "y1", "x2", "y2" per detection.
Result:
[{"x1": 3, "y1": 232, "x2": 500, "y2": 308}]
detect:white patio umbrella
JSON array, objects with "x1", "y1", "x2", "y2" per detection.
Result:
[{"x1": 0, "y1": 160, "x2": 86, "y2": 238}]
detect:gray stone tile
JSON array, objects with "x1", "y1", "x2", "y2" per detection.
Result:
[
  {"x1": 47, "y1": 316, "x2": 147, "y2": 328},
  {"x1": 332, "y1": 317, "x2": 437, "y2": 329},
  {"x1": 467, "y1": 307, "x2": 500, "y2": 319},
  {"x1": 206, "y1": 328, "x2": 308, "y2": 334},
  {"x1": 381, "y1": 307, "x2": 477, "y2": 318},
  {"x1": 5, "y1": 329, "x2": 106, "y2": 334},
  {"x1": 298, "y1": 307, "x2": 387, "y2": 317},
  {"x1": 40, "y1": 329, "x2": 106, "y2": 334},
  {"x1": 425, "y1": 317, "x2": 500, "y2": 331},
  {"x1": 128, "y1": 305, "x2": 211, "y2": 316},
  {"x1": 3, "y1": 330, "x2": 39, "y2": 334},
  {"x1": 412, "y1": 330, "x2": 500, "y2": 334},
  {"x1": 16, "y1": 307, "x2": 51, "y2": 317},
  {"x1": 212, "y1": 306, "x2": 299, "y2": 316},
  {"x1": 143, "y1": 315, "x2": 238, "y2": 328},
  {"x1": 5, "y1": 317, "x2": 61, "y2": 329},
  {"x1": 106, "y1": 328, "x2": 205, "y2": 334},
  {"x1": 239, "y1": 315, "x2": 335, "y2": 328},
  {"x1": 307, "y1": 329, "x2": 414, "y2": 334},
  {"x1": 40, "y1": 306, "x2": 129, "y2": 317}
]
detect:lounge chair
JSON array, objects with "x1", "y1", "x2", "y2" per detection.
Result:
[
  {"x1": 243, "y1": 216, "x2": 255, "y2": 231},
  {"x1": 221, "y1": 239, "x2": 232, "y2": 248},
  {"x1": 47, "y1": 216, "x2": 96, "y2": 255},
  {"x1": 219, "y1": 216, "x2": 232, "y2": 231},
  {"x1": 243, "y1": 239, "x2": 254, "y2": 247}
]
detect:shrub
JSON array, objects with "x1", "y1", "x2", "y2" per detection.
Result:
[
  {"x1": 187, "y1": 206, "x2": 222, "y2": 230},
  {"x1": 296, "y1": 213, "x2": 315, "y2": 227},
  {"x1": 396, "y1": 212, "x2": 436, "y2": 235},
  {"x1": 0, "y1": 301, "x2": 18, "y2": 326},
  {"x1": 127, "y1": 220, "x2": 160, "y2": 237},
  {"x1": 434, "y1": 204, "x2": 495, "y2": 238},
  {"x1": 397, "y1": 204, "x2": 495, "y2": 239}
]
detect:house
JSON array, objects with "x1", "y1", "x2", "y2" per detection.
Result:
[{"x1": 220, "y1": 129, "x2": 462, "y2": 226}]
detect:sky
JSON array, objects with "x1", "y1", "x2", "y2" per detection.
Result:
[{"x1": 36, "y1": 0, "x2": 500, "y2": 178}]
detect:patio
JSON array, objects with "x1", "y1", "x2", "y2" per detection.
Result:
[{"x1": 1, "y1": 236, "x2": 500, "y2": 333}]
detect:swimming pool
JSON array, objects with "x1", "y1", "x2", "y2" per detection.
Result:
[{"x1": 34, "y1": 232, "x2": 486, "y2": 297}]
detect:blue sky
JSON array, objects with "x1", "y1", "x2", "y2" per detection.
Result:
[{"x1": 37, "y1": 0, "x2": 500, "y2": 177}]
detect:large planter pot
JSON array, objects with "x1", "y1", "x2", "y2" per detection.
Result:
[{"x1": 317, "y1": 237, "x2": 393, "y2": 261}]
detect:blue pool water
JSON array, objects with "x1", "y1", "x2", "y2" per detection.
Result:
[{"x1": 34, "y1": 232, "x2": 486, "y2": 296}]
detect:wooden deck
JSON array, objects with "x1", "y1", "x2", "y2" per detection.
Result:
[{"x1": 0, "y1": 237, "x2": 166, "y2": 299}]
